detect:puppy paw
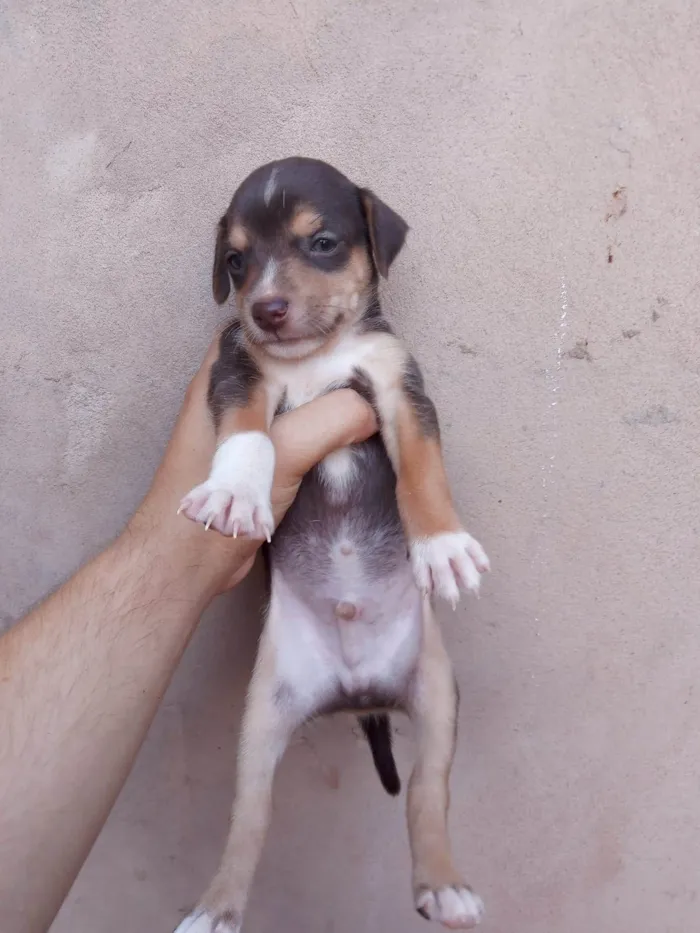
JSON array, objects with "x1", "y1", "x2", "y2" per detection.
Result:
[
  {"x1": 410, "y1": 532, "x2": 490, "y2": 605},
  {"x1": 178, "y1": 480, "x2": 273, "y2": 540},
  {"x1": 174, "y1": 908, "x2": 241, "y2": 933},
  {"x1": 416, "y1": 885, "x2": 484, "y2": 930},
  {"x1": 177, "y1": 431, "x2": 275, "y2": 541}
]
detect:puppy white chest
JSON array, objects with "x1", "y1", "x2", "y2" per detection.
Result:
[{"x1": 269, "y1": 335, "x2": 366, "y2": 408}]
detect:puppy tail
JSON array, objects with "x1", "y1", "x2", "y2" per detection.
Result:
[{"x1": 359, "y1": 713, "x2": 401, "y2": 796}]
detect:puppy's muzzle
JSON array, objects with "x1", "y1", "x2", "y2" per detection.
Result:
[{"x1": 252, "y1": 297, "x2": 289, "y2": 332}]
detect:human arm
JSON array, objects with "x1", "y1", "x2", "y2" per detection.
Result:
[{"x1": 0, "y1": 339, "x2": 376, "y2": 933}]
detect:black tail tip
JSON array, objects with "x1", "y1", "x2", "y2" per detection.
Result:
[
  {"x1": 359, "y1": 713, "x2": 401, "y2": 796},
  {"x1": 381, "y1": 769, "x2": 401, "y2": 796}
]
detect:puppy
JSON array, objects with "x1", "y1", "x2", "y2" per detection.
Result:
[{"x1": 175, "y1": 157, "x2": 490, "y2": 932}]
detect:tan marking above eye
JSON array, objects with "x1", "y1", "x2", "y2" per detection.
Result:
[
  {"x1": 229, "y1": 224, "x2": 249, "y2": 251},
  {"x1": 290, "y1": 205, "x2": 324, "y2": 238}
]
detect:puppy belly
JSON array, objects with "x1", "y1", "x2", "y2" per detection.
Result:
[{"x1": 267, "y1": 560, "x2": 422, "y2": 706}]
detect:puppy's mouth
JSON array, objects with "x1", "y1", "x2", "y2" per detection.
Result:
[
  {"x1": 258, "y1": 328, "x2": 315, "y2": 347},
  {"x1": 245, "y1": 311, "x2": 345, "y2": 347}
]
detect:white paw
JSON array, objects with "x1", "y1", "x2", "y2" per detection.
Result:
[
  {"x1": 179, "y1": 479, "x2": 273, "y2": 540},
  {"x1": 174, "y1": 908, "x2": 240, "y2": 933},
  {"x1": 410, "y1": 532, "x2": 490, "y2": 606},
  {"x1": 178, "y1": 431, "x2": 275, "y2": 541},
  {"x1": 416, "y1": 886, "x2": 484, "y2": 929}
]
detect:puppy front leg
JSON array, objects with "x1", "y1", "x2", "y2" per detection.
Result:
[
  {"x1": 175, "y1": 636, "x2": 298, "y2": 933},
  {"x1": 406, "y1": 601, "x2": 484, "y2": 930},
  {"x1": 370, "y1": 353, "x2": 490, "y2": 605},
  {"x1": 179, "y1": 326, "x2": 276, "y2": 540}
]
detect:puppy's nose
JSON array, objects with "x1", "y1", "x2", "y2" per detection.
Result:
[{"x1": 252, "y1": 297, "x2": 288, "y2": 331}]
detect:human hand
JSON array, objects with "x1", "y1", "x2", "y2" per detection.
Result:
[{"x1": 130, "y1": 334, "x2": 378, "y2": 595}]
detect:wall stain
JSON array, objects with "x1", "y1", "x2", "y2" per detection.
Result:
[
  {"x1": 446, "y1": 338, "x2": 478, "y2": 356},
  {"x1": 623, "y1": 405, "x2": 679, "y2": 427},
  {"x1": 585, "y1": 809, "x2": 626, "y2": 890},
  {"x1": 605, "y1": 186, "x2": 628, "y2": 222},
  {"x1": 564, "y1": 338, "x2": 592, "y2": 362},
  {"x1": 652, "y1": 296, "x2": 668, "y2": 321}
]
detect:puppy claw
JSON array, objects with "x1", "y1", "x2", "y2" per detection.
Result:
[{"x1": 252, "y1": 508, "x2": 273, "y2": 543}]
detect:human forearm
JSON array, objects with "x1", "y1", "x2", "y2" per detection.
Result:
[{"x1": 0, "y1": 525, "x2": 246, "y2": 933}]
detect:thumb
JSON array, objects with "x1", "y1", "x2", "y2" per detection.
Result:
[{"x1": 270, "y1": 389, "x2": 378, "y2": 491}]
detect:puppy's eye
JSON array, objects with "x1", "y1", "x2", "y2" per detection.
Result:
[
  {"x1": 227, "y1": 251, "x2": 244, "y2": 273},
  {"x1": 310, "y1": 234, "x2": 338, "y2": 255}
]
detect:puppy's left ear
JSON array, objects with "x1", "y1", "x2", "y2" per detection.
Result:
[
  {"x1": 359, "y1": 188, "x2": 409, "y2": 278},
  {"x1": 212, "y1": 215, "x2": 231, "y2": 305}
]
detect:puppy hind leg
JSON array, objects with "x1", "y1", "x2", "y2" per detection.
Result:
[
  {"x1": 175, "y1": 632, "x2": 301, "y2": 933},
  {"x1": 406, "y1": 602, "x2": 484, "y2": 930}
]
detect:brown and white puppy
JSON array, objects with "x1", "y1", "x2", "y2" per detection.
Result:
[{"x1": 175, "y1": 158, "x2": 490, "y2": 933}]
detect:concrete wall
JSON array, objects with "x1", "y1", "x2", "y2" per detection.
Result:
[{"x1": 2, "y1": 1, "x2": 699, "y2": 930}]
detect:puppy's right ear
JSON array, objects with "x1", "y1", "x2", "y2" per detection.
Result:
[{"x1": 212, "y1": 215, "x2": 231, "y2": 305}]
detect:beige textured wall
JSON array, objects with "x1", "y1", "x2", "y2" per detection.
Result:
[{"x1": 2, "y1": 1, "x2": 699, "y2": 930}]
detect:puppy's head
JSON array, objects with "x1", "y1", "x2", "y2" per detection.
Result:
[{"x1": 212, "y1": 158, "x2": 408, "y2": 359}]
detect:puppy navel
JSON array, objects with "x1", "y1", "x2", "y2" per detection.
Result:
[{"x1": 334, "y1": 600, "x2": 358, "y2": 621}]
